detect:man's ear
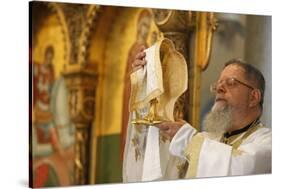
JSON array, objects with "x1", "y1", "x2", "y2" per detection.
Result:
[{"x1": 249, "y1": 89, "x2": 261, "y2": 108}]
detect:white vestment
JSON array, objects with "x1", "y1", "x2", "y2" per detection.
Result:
[
  {"x1": 169, "y1": 122, "x2": 272, "y2": 178},
  {"x1": 123, "y1": 39, "x2": 188, "y2": 182}
]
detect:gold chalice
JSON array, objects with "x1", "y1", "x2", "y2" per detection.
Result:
[{"x1": 131, "y1": 98, "x2": 167, "y2": 126}]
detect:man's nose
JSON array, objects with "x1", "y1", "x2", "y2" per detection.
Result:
[{"x1": 216, "y1": 82, "x2": 226, "y2": 94}]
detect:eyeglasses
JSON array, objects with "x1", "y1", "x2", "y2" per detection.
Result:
[{"x1": 210, "y1": 77, "x2": 255, "y2": 93}]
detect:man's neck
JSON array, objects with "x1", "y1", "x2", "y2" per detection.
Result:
[{"x1": 227, "y1": 108, "x2": 261, "y2": 133}]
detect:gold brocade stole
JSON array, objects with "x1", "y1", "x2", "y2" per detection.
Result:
[
  {"x1": 183, "y1": 133, "x2": 204, "y2": 178},
  {"x1": 220, "y1": 122, "x2": 263, "y2": 149}
]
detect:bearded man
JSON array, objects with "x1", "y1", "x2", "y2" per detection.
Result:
[{"x1": 131, "y1": 52, "x2": 271, "y2": 178}]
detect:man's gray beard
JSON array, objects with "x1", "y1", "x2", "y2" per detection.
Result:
[{"x1": 203, "y1": 104, "x2": 232, "y2": 134}]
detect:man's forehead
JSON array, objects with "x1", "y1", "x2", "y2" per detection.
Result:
[{"x1": 219, "y1": 64, "x2": 245, "y2": 79}]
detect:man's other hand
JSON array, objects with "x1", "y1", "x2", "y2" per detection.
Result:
[{"x1": 155, "y1": 119, "x2": 186, "y2": 141}]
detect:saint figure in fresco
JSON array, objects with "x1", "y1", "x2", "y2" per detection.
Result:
[{"x1": 32, "y1": 45, "x2": 75, "y2": 187}]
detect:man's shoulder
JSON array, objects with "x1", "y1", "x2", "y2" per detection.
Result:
[
  {"x1": 245, "y1": 123, "x2": 271, "y2": 144},
  {"x1": 257, "y1": 122, "x2": 272, "y2": 134}
]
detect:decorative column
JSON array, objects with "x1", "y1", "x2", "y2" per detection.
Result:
[
  {"x1": 63, "y1": 65, "x2": 98, "y2": 185},
  {"x1": 152, "y1": 9, "x2": 217, "y2": 129},
  {"x1": 191, "y1": 12, "x2": 217, "y2": 128}
]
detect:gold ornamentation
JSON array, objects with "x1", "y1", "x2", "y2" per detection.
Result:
[
  {"x1": 134, "y1": 148, "x2": 141, "y2": 162},
  {"x1": 64, "y1": 63, "x2": 98, "y2": 185},
  {"x1": 232, "y1": 149, "x2": 244, "y2": 157},
  {"x1": 79, "y1": 5, "x2": 100, "y2": 66},
  {"x1": 184, "y1": 133, "x2": 204, "y2": 178},
  {"x1": 60, "y1": 4, "x2": 88, "y2": 65},
  {"x1": 131, "y1": 134, "x2": 140, "y2": 146},
  {"x1": 131, "y1": 134, "x2": 142, "y2": 161},
  {"x1": 176, "y1": 161, "x2": 189, "y2": 178},
  {"x1": 220, "y1": 134, "x2": 240, "y2": 145}
]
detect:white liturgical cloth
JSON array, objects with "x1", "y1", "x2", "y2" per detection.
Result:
[{"x1": 123, "y1": 38, "x2": 188, "y2": 182}]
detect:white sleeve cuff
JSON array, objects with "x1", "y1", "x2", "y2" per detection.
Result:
[{"x1": 169, "y1": 123, "x2": 197, "y2": 159}]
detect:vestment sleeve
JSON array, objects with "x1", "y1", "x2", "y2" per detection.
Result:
[
  {"x1": 169, "y1": 125, "x2": 272, "y2": 177},
  {"x1": 169, "y1": 123, "x2": 197, "y2": 159}
]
